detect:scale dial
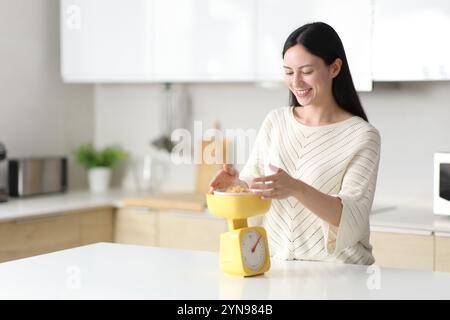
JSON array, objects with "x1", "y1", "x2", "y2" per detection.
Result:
[{"x1": 241, "y1": 229, "x2": 267, "y2": 272}]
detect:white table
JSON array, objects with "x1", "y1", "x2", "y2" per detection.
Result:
[{"x1": 1, "y1": 242, "x2": 450, "y2": 299}]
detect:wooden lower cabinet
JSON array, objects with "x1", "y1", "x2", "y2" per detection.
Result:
[
  {"x1": 435, "y1": 233, "x2": 450, "y2": 272},
  {"x1": 114, "y1": 208, "x2": 158, "y2": 246},
  {"x1": 79, "y1": 207, "x2": 114, "y2": 245},
  {"x1": 370, "y1": 230, "x2": 434, "y2": 271},
  {"x1": 0, "y1": 207, "x2": 113, "y2": 263},
  {"x1": 0, "y1": 206, "x2": 225, "y2": 263},
  {"x1": 114, "y1": 208, "x2": 227, "y2": 252},
  {"x1": 158, "y1": 213, "x2": 227, "y2": 252}
]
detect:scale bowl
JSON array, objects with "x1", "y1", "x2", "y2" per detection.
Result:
[{"x1": 206, "y1": 192, "x2": 272, "y2": 219}]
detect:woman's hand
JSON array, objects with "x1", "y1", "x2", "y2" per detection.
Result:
[
  {"x1": 209, "y1": 164, "x2": 245, "y2": 192},
  {"x1": 250, "y1": 164, "x2": 302, "y2": 199}
]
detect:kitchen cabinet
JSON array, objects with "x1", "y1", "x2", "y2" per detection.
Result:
[
  {"x1": 370, "y1": 229, "x2": 434, "y2": 271},
  {"x1": 435, "y1": 233, "x2": 450, "y2": 273},
  {"x1": 114, "y1": 208, "x2": 227, "y2": 251},
  {"x1": 114, "y1": 207, "x2": 158, "y2": 246},
  {"x1": 79, "y1": 208, "x2": 114, "y2": 245},
  {"x1": 61, "y1": 0, "x2": 152, "y2": 82},
  {"x1": 158, "y1": 213, "x2": 227, "y2": 251},
  {"x1": 61, "y1": 0, "x2": 371, "y2": 87},
  {"x1": 61, "y1": 0, "x2": 255, "y2": 82},
  {"x1": 153, "y1": 0, "x2": 256, "y2": 81},
  {"x1": 372, "y1": 0, "x2": 450, "y2": 81},
  {"x1": 371, "y1": 228, "x2": 450, "y2": 272},
  {"x1": 256, "y1": 0, "x2": 373, "y2": 91},
  {"x1": 61, "y1": 0, "x2": 450, "y2": 84},
  {"x1": 0, "y1": 208, "x2": 113, "y2": 262}
]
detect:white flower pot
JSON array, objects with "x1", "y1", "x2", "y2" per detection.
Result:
[{"x1": 88, "y1": 167, "x2": 111, "y2": 193}]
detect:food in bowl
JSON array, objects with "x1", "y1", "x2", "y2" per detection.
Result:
[
  {"x1": 225, "y1": 185, "x2": 249, "y2": 193},
  {"x1": 212, "y1": 184, "x2": 259, "y2": 196}
]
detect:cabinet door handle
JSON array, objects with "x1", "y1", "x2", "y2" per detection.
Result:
[
  {"x1": 435, "y1": 232, "x2": 450, "y2": 238},
  {"x1": 15, "y1": 214, "x2": 65, "y2": 224},
  {"x1": 125, "y1": 207, "x2": 156, "y2": 214}
]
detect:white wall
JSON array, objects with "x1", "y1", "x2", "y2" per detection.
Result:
[
  {"x1": 360, "y1": 82, "x2": 450, "y2": 207},
  {"x1": 95, "y1": 81, "x2": 450, "y2": 208},
  {"x1": 94, "y1": 83, "x2": 286, "y2": 192},
  {"x1": 0, "y1": 0, "x2": 94, "y2": 190}
]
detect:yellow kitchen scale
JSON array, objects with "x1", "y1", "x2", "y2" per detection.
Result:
[{"x1": 206, "y1": 191, "x2": 272, "y2": 277}]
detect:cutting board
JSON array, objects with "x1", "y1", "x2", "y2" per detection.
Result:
[
  {"x1": 195, "y1": 133, "x2": 229, "y2": 194},
  {"x1": 123, "y1": 192, "x2": 206, "y2": 212}
]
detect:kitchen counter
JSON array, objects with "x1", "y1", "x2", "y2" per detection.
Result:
[
  {"x1": 0, "y1": 190, "x2": 118, "y2": 222},
  {"x1": 0, "y1": 189, "x2": 155, "y2": 222},
  {"x1": 370, "y1": 206, "x2": 450, "y2": 235},
  {"x1": 1, "y1": 242, "x2": 450, "y2": 299},
  {"x1": 1, "y1": 189, "x2": 450, "y2": 233}
]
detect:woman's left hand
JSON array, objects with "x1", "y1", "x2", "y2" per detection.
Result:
[{"x1": 250, "y1": 164, "x2": 301, "y2": 199}]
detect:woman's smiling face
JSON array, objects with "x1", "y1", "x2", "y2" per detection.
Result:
[{"x1": 283, "y1": 44, "x2": 340, "y2": 107}]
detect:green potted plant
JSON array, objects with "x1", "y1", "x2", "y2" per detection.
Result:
[{"x1": 74, "y1": 143, "x2": 128, "y2": 193}]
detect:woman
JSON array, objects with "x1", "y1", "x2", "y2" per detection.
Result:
[{"x1": 209, "y1": 22, "x2": 380, "y2": 265}]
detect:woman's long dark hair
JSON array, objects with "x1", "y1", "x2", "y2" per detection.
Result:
[{"x1": 282, "y1": 22, "x2": 368, "y2": 122}]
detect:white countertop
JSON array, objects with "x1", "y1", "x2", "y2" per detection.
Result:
[
  {"x1": 370, "y1": 206, "x2": 450, "y2": 235},
  {"x1": 1, "y1": 242, "x2": 449, "y2": 300},
  {"x1": 0, "y1": 189, "x2": 148, "y2": 222}
]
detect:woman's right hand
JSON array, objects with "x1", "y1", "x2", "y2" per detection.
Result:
[{"x1": 209, "y1": 164, "x2": 240, "y2": 192}]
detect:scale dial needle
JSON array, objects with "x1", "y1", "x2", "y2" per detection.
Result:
[{"x1": 251, "y1": 235, "x2": 262, "y2": 253}]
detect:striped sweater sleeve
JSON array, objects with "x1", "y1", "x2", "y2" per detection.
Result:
[{"x1": 324, "y1": 129, "x2": 381, "y2": 255}]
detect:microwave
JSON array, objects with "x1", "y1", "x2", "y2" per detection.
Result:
[{"x1": 434, "y1": 153, "x2": 450, "y2": 215}]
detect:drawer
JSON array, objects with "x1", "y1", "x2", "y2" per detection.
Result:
[
  {"x1": 114, "y1": 208, "x2": 158, "y2": 246},
  {"x1": 435, "y1": 233, "x2": 450, "y2": 272},
  {"x1": 79, "y1": 208, "x2": 114, "y2": 245},
  {"x1": 0, "y1": 214, "x2": 80, "y2": 262},
  {"x1": 158, "y1": 213, "x2": 227, "y2": 252},
  {"x1": 371, "y1": 230, "x2": 434, "y2": 271}
]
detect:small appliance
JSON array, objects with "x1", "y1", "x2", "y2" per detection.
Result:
[
  {"x1": 0, "y1": 143, "x2": 8, "y2": 202},
  {"x1": 434, "y1": 152, "x2": 450, "y2": 215},
  {"x1": 8, "y1": 157, "x2": 67, "y2": 197}
]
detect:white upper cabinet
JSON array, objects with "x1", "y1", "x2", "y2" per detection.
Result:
[
  {"x1": 256, "y1": 0, "x2": 373, "y2": 91},
  {"x1": 310, "y1": 0, "x2": 373, "y2": 91},
  {"x1": 61, "y1": 0, "x2": 450, "y2": 84},
  {"x1": 255, "y1": 0, "x2": 306, "y2": 83},
  {"x1": 61, "y1": 0, "x2": 152, "y2": 82},
  {"x1": 153, "y1": 0, "x2": 255, "y2": 81},
  {"x1": 61, "y1": 0, "x2": 373, "y2": 87},
  {"x1": 61, "y1": 0, "x2": 254, "y2": 82},
  {"x1": 373, "y1": 0, "x2": 450, "y2": 81}
]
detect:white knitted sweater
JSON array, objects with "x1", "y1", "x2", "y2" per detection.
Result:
[{"x1": 240, "y1": 107, "x2": 381, "y2": 265}]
